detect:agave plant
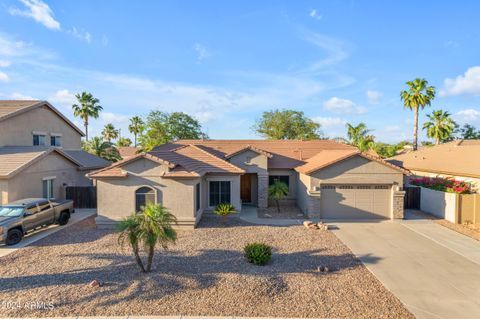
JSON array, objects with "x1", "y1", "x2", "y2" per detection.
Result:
[{"x1": 213, "y1": 203, "x2": 237, "y2": 225}]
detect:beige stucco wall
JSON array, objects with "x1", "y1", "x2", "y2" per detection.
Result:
[
  {"x1": 309, "y1": 156, "x2": 404, "y2": 186},
  {"x1": 268, "y1": 169, "x2": 298, "y2": 200},
  {"x1": 0, "y1": 105, "x2": 82, "y2": 148},
  {"x1": 4, "y1": 152, "x2": 86, "y2": 204},
  {"x1": 204, "y1": 174, "x2": 242, "y2": 210},
  {"x1": 296, "y1": 155, "x2": 404, "y2": 217},
  {"x1": 96, "y1": 158, "x2": 203, "y2": 227},
  {"x1": 228, "y1": 150, "x2": 268, "y2": 175},
  {"x1": 0, "y1": 180, "x2": 8, "y2": 204}
]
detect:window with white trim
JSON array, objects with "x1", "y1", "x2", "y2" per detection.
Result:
[
  {"x1": 50, "y1": 135, "x2": 62, "y2": 147},
  {"x1": 33, "y1": 134, "x2": 46, "y2": 146},
  {"x1": 42, "y1": 178, "x2": 55, "y2": 199}
]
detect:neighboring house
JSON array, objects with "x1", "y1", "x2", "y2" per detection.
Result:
[
  {"x1": 0, "y1": 100, "x2": 110, "y2": 204},
  {"x1": 389, "y1": 140, "x2": 480, "y2": 191},
  {"x1": 88, "y1": 140, "x2": 409, "y2": 229},
  {"x1": 118, "y1": 146, "x2": 140, "y2": 160}
]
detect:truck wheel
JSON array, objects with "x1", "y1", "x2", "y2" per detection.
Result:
[
  {"x1": 6, "y1": 229, "x2": 23, "y2": 245},
  {"x1": 58, "y1": 212, "x2": 70, "y2": 226}
]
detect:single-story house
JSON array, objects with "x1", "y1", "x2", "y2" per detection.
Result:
[
  {"x1": 0, "y1": 100, "x2": 110, "y2": 204},
  {"x1": 89, "y1": 140, "x2": 409, "y2": 229},
  {"x1": 389, "y1": 140, "x2": 480, "y2": 191}
]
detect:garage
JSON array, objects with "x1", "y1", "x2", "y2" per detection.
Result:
[{"x1": 320, "y1": 184, "x2": 392, "y2": 219}]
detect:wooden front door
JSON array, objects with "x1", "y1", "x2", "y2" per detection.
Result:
[{"x1": 240, "y1": 174, "x2": 252, "y2": 203}]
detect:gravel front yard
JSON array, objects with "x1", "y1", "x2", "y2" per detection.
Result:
[{"x1": 0, "y1": 215, "x2": 412, "y2": 318}]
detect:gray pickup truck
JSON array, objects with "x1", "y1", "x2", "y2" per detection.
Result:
[{"x1": 0, "y1": 198, "x2": 74, "y2": 245}]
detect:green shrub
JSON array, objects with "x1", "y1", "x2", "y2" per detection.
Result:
[
  {"x1": 213, "y1": 203, "x2": 236, "y2": 224},
  {"x1": 244, "y1": 242, "x2": 272, "y2": 266}
]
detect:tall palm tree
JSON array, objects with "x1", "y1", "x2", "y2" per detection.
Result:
[
  {"x1": 117, "y1": 203, "x2": 177, "y2": 273},
  {"x1": 400, "y1": 78, "x2": 436, "y2": 150},
  {"x1": 423, "y1": 110, "x2": 457, "y2": 145},
  {"x1": 346, "y1": 123, "x2": 375, "y2": 151},
  {"x1": 83, "y1": 136, "x2": 120, "y2": 162},
  {"x1": 102, "y1": 123, "x2": 119, "y2": 143},
  {"x1": 72, "y1": 92, "x2": 103, "y2": 141},
  {"x1": 129, "y1": 116, "x2": 145, "y2": 147}
]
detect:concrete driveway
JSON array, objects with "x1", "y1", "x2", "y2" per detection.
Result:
[
  {"x1": 331, "y1": 216, "x2": 480, "y2": 319},
  {"x1": 0, "y1": 209, "x2": 96, "y2": 258}
]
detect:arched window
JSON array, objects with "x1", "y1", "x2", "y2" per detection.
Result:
[{"x1": 135, "y1": 187, "x2": 156, "y2": 213}]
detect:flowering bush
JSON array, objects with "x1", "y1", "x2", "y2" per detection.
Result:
[{"x1": 410, "y1": 176, "x2": 473, "y2": 194}]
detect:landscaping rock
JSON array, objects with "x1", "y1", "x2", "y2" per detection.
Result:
[
  {"x1": 303, "y1": 220, "x2": 314, "y2": 228},
  {"x1": 88, "y1": 279, "x2": 101, "y2": 288},
  {"x1": 317, "y1": 222, "x2": 328, "y2": 231}
]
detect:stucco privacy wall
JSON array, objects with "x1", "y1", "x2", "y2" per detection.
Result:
[
  {"x1": 0, "y1": 106, "x2": 82, "y2": 148},
  {"x1": 420, "y1": 187, "x2": 457, "y2": 223},
  {"x1": 407, "y1": 170, "x2": 480, "y2": 192},
  {"x1": 297, "y1": 155, "x2": 404, "y2": 218},
  {"x1": 96, "y1": 158, "x2": 208, "y2": 228},
  {"x1": 5, "y1": 152, "x2": 87, "y2": 203},
  {"x1": 228, "y1": 150, "x2": 267, "y2": 207}
]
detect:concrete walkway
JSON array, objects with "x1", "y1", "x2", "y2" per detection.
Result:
[
  {"x1": 331, "y1": 218, "x2": 480, "y2": 319},
  {"x1": 0, "y1": 209, "x2": 96, "y2": 257}
]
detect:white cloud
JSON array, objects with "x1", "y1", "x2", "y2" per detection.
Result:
[
  {"x1": 0, "y1": 71, "x2": 9, "y2": 82},
  {"x1": 312, "y1": 116, "x2": 346, "y2": 128},
  {"x1": 323, "y1": 97, "x2": 367, "y2": 114},
  {"x1": 49, "y1": 89, "x2": 75, "y2": 105},
  {"x1": 366, "y1": 90, "x2": 382, "y2": 104},
  {"x1": 455, "y1": 109, "x2": 480, "y2": 123},
  {"x1": 309, "y1": 9, "x2": 322, "y2": 20},
  {"x1": 0, "y1": 60, "x2": 12, "y2": 67},
  {"x1": 300, "y1": 29, "x2": 349, "y2": 73},
  {"x1": 9, "y1": 0, "x2": 60, "y2": 30},
  {"x1": 194, "y1": 43, "x2": 211, "y2": 62},
  {"x1": 70, "y1": 27, "x2": 91, "y2": 43},
  {"x1": 441, "y1": 66, "x2": 480, "y2": 96},
  {"x1": 11, "y1": 92, "x2": 36, "y2": 100}
]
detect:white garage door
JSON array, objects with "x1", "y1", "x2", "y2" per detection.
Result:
[{"x1": 320, "y1": 185, "x2": 392, "y2": 220}]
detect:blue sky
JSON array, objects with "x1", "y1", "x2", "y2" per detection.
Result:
[{"x1": 1, "y1": 0, "x2": 480, "y2": 143}]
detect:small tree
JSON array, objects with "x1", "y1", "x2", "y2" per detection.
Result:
[
  {"x1": 117, "y1": 203, "x2": 177, "y2": 273},
  {"x1": 268, "y1": 180, "x2": 289, "y2": 213},
  {"x1": 213, "y1": 203, "x2": 237, "y2": 225}
]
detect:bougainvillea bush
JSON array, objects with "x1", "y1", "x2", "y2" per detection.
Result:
[{"x1": 410, "y1": 176, "x2": 473, "y2": 194}]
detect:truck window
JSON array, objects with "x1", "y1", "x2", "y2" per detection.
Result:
[
  {"x1": 38, "y1": 202, "x2": 51, "y2": 212},
  {"x1": 25, "y1": 205, "x2": 38, "y2": 215}
]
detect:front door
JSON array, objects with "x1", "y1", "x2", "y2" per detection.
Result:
[{"x1": 240, "y1": 174, "x2": 252, "y2": 203}]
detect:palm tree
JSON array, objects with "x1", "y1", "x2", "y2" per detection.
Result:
[
  {"x1": 129, "y1": 116, "x2": 145, "y2": 147},
  {"x1": 117, "y1": 137, "x2": 132, "y2": 147},
  {"x1": 400, "y1": 78, "x2": 436, "y2": 150},
  {"x1": 83, "y1": 136, "x2": 120, "y2": 162},
  {"x1": 72, "y1": 92, "x2": 103, "y2": 141},
  {"x1": 423, "y1": 110, "x2": 457, "y2": 145},
  {"x1": 268, "y1": 180, "x2": 289, "y2": 213},
  {"x1": 117, "y1": 203, "x2": 177, "y2": 273},
  {"x1": 346, "y1": 123, "x2": 375, "y2": 151},
  {"x1": 102, "y1": 123, "x2": 119, "y2": 143}
]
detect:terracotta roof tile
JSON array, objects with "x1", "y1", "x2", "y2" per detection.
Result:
[
  {"x1": 389, "y1": 140, "x2": 480, "y2": 178},
  {"x1": 90, "y1": 167, "x2": 127, "y2": 178},
  {"x1": 117, "y1": 146, "x2": 140, "y2": 159},
  {"x1": 156, "y1": 139, "x2": 356, "y2": 169}
]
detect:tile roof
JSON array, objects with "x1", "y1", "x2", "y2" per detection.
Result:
[
  {"x1": 225, "y1": 145, "x2": 273, "y2": 159},
  {"x1": 296, "y1": 148, "x2": 410, "y2": 175},
  {"x1": 389, "y1": 140, "x2": 480, "y2": 178},
  {"x1": 0, "y1": 100, "x2": 85, "y2": 136},
  {"x1": 62, "y1": 150, "x2": 111, "y2": 170},
  {"x1": 117, "y1": 146, "x2": 140, "y2": 159},
  {"x1": 88, "y1": 145, "x2": 245, "y2": 179},
  {"x1": 0, "y1": 146, "x2": 82, "y2": 178},
  {"x1": 155, "y1": 139, "x2": 356, "y2": 169}
]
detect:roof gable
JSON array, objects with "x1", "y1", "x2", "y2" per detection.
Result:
[{"x1": 0, "y1": 100, "x2": 85, "y2": 136}]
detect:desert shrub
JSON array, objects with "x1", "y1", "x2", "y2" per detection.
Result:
[
  {"x1": 410, "y1": 176, "x2": 473, "y2": 194},
  {"x1": 244, "y1": 242, "x2": 272, "y2": 266}
]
